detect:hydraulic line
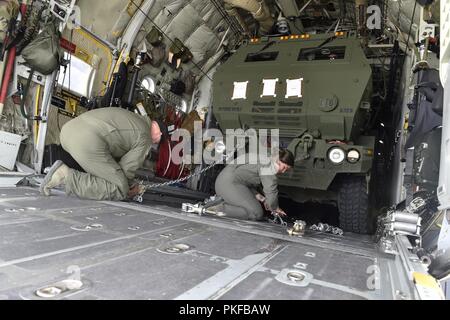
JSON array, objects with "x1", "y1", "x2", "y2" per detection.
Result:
[
  {"x1": 18, "y1": 68, "x2": 35, "y2": 120},
  {"x1": 0, "y1": 46, "x2": 16, "y2": 115},
  {"x1": 34, "y1": 84, "x2": 41, "y2": 144},
  {"x1": 0, "y1": 3, "x2": 27, "y2": 115},
  {"x1": 128, "y1": 0, "x2": 212, "y2": 81},
  {"x1": 163, "y1": 142, "x2": 172, "y2": 177}
]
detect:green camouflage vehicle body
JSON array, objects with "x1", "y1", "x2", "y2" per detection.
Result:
[{"x1": 212, "y1": 32, "x2": 375, "y2": 193}]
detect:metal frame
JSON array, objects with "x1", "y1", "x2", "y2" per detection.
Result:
[
  {"x1": 437, "y1": 1, "x2": 450, "y2": 252},
  {"x1": 33, "y1": 72, "x2": 58, "y2": 174},
  {"x1": 378, "y1": 234, "x2": 445, "y2": 300}
]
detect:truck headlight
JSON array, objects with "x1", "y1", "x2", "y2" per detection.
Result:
[
  {"x1": 347, "y1": 149, "x2": 360, "y2": 163},
  {"x1": 328, "y1": 147, "x2": 345, "y2": 164}
]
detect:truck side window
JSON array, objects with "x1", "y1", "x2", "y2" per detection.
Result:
[
  {"x1": 298, "y1": 46, "x2": 346, "y2": 61},
  {"x1": 245, "y1": 51, "x2": 279, "y2": 62}
]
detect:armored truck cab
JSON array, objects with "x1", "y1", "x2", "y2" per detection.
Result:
[{"x1": 212, "y1": 32, "x2": 376, "y2": 234}]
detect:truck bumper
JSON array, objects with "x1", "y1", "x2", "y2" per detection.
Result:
[{"x1": 279, "y1": 138, "x2": 375, "y2": 190}]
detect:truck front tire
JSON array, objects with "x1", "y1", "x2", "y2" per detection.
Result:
[{"x1": 338, "y1": 175, "x2": 370, "y2": 234}]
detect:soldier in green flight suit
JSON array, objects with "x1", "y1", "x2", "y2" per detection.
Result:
[
  {"x1": 40, "y1": 107, "x2": 167, "y2": 201},
  {"x1": 213, "y1": 149, "x2": 295, "y2": 221}
]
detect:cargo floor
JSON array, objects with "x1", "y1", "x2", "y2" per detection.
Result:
[{"x1": 0, "y1": 187, "x2": 399, "y2": 300}]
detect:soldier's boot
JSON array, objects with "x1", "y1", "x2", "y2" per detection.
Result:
[
  {"x1": 204, "y1": 203, "x2": 226, "y2": 217},
  {"x1": 40, "y1": 160, "x2": 71, "y2": 196}
]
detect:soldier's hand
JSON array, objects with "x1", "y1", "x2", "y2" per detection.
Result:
[
  {"x1": 275, "y1": 208, "x2": 287, "y2": 217},
  {"x1": 127, "y1": 184, "x2": 141, "y2": 198},
  {"x1": 255, "y1": 193, "x2": 266, "y2": 203}
]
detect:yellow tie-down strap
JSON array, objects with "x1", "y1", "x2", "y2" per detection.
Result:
[{"x1": 413, "y1": 272, "x2": 445, "y2": 300}]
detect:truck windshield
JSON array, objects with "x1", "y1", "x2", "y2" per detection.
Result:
[
  {"x1": 298, "y1": 46, "x2": 346, "y2": 61},
  {"x1": 245, "y1": 51, "x2": 279, "y2": 62}
]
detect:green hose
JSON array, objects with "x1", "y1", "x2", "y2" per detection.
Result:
[{"x1": 19, "y1": 68, "x2": 35, "y2": 120}]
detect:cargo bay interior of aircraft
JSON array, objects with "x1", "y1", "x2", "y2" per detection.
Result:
[{"x1": 0, "y1": 0, "x2": 449, "y2": 300}]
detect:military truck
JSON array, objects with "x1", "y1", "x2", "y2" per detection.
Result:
[{"x1": 212, "y1": 31, "x2": 376, "y2": 234}]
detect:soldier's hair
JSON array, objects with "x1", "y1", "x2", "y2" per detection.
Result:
[
  {"x1": 279, "y1": 149, "x2": 295, "y2": 167},
  {"x1": 153, "y1": 119, "x2": 169, "y2": 140}
]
